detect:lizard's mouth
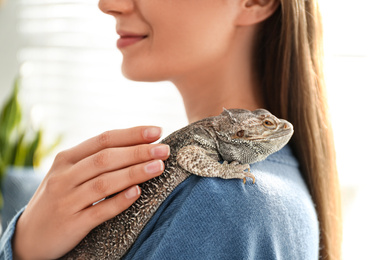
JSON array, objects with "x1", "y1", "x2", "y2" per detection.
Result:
[
  {"x1": 246, "y1": 130, "x2": 293, "y2": 141},
  {"x1": 216, "y1": 127, "x2": 293, "y2": 144},
  {"x1": 227, "y1": 129, "x2": 293, "y2": 143}
]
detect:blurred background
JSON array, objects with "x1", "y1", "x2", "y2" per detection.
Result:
[{"x1": 0, "y1": 0, "x2": 367, "y2": 258}]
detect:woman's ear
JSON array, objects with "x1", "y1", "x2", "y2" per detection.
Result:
[{"x1": 235, "y1": 0, "x2": 280, "y2": 26}]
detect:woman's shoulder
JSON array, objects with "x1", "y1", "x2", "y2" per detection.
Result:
[
  {"x1": 163, "y1": 145, "x2": 317, "y2": 229},
  {"x1": 124, "y1": 146, "x2": 319, "y2": 260}
]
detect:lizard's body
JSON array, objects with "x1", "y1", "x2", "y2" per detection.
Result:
[{"x1": 61, "y1": 109, "x2": 293, "y2": 260}]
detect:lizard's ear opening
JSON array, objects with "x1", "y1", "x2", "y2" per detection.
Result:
[{"x1": 222, "y1": 108, "x2": 238, "y2": 123}]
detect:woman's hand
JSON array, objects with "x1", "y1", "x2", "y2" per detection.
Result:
[{"x1": 12, "y1": 126, "x2": 169, "y2": 260}]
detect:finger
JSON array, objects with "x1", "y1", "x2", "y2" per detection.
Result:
[
  {"x1": 76, "y1": 185, "x2": 141, "y2": 234},
  {"x1": 62, "y1": 126, "x2": 162, "y2": 164},
  {"x1": 72, "y1": 160, "x2": 164, "y2": 210},
  {"x1": 69, "y1": 143, "x2": 169, "y2": 185}
]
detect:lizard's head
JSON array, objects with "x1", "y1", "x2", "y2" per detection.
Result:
[{"x1": 213, "y1": 108, "x2": 294, "y2": 164}]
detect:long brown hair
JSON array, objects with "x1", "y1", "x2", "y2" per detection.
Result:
[{"x1": 255, "y1": 0, "x2": 342, "y2": 259}]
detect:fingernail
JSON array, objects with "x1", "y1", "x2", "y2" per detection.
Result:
[
  {"x1": 145, "y1": 160, "x2": 164, "y2": 175},
  {"x1": 150, "y1": 145, "x2": 170, "y2": 158},
  {"x1": 143, "y1": 127, "x2": 162, "y2": 140},
  {"x1": 125, "y1": 185, "x2": 140, "y2": 199}
]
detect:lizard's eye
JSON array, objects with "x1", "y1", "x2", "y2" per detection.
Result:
[
  {"x1": 263, "y1": 119, "x2": 276, "y2": 129},
  {"x1": 236, "y1": 130, "x2": 245, "y2": 137}
]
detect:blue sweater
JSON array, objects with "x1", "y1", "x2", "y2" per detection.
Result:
[{"x1": 0, "y1": 146, "x2": 319, "y2": 259}]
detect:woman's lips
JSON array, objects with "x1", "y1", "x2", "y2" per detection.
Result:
[{"x1": 117, "y1": 36, "x2": 147, "y2": 48}]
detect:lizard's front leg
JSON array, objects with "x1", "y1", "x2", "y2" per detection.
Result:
[{"x1": 177, "y1": 145, "x2": 255, "y2": 184}]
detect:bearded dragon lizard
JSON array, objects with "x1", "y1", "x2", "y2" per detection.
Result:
[{"x1": 60, "y1": 108, "x2": 294, "y2": 259}]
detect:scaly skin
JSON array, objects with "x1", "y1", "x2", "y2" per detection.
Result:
[{"x1": 60, "y1": 108, "x2": 294, "y2": 259}]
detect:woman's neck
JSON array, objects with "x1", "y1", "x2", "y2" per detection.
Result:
[
  {"x1": 171, "y1": 51, "x2": 264, "y2": 123},
  {"x1": 170, "y1": 26, "x2": 265, "y2": 124}
]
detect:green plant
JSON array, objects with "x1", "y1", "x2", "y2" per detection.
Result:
[{"x1": 0, "y1": 77, "x2": 61, "y2": 208}]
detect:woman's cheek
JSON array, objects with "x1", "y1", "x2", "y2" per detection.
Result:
[{"x1": 120, "y1": 18, "x2": 222, "y2": 81}]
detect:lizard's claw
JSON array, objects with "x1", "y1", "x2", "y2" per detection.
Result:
[{"x1": 243, "y1": 171, "x2": 256, "y2": 185}]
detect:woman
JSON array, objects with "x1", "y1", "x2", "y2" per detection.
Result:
[{"x1": 0, "y1": 0, "x2": 342, "y2": 259}]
